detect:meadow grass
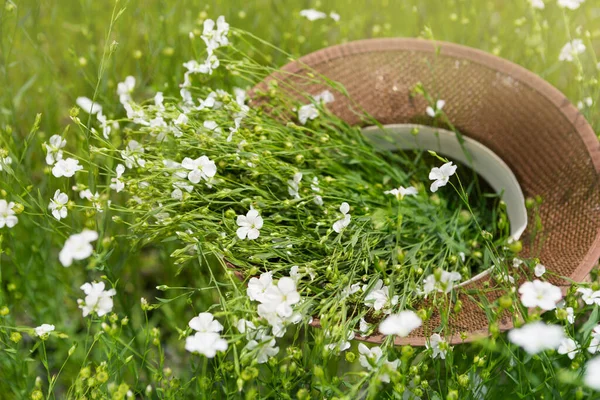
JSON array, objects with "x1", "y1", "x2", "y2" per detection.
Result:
[{"x1": 0, "y1": 0, "x2": 599, "y2": 399}]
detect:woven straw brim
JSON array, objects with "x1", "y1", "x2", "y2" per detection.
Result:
[{"x1": 252, "y1": 38, "x2": 600, "y2": 346}]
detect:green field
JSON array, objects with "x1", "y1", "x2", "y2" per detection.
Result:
[{"x1": 1, "y1": 0, "x2": 599, "y2": 399}]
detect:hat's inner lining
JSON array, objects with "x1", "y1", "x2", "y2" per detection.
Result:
[{"x1": 362, "y1": 123, "x2": 527, "y2": 286}]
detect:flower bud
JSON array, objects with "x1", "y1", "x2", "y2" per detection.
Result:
[
  {"x1": 12, "y1": 203, "x2": 24, "y2": 214},
  {"x1": 10, "y1": 332, "x2": 22, "y2": 343}
]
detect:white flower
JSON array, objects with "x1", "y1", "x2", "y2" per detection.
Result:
[
  {"x1": 0, "y1": 200, "x2": 18, "y2": 228},
  {"x1": 189, "y1": 312, "x2": 224, "y2": 333},
  {"x1": 559, "y1": 39, "x2": 586, "y2": 62},
  {"x1": 236, "y1": 319, "x2": 256, "y2": 334},
  {"x1": 333, "y1": 202, "x2": 351, "y2": 233},
  {"x1": 341, "y1": 283, "x2": 361, "y2": 299},
  {"x1": 422, "y1": 270, "x2": 462, "y2": 295},
  {"x1": 426, "y1": 99, "x2": 446, "y2": 117},
  {"x1": 529, "y1": 0, "x2": 545, "y2": 8},
  {"x1": 288, "y1": 172, "x2": 303, "y2": 199},
  {"x1": 379, "y1": 310, "x2": 422, "y2": 337},
  {"x1": 201, "y1": 16, "x2": 229, "y2": 51},
  {"x1": 78, "y1": 281, "x2": 116, "y2": 317},
  {"x1": 577, "y1": 287, "x2": 600, "y2": 305},
  {"x1": 236, "y1": 209, "x2": 263, "y2": 240},
  {"x1": 44, "y1": 135, "x2": 66, "y2": 165},
  {"x1": 565, "y1": 306, "x2": 575, "y2": 324},
  {"x1": 325, "y1": 331, "x2": 354, "y2": 353},
  {"x1": 245, "y1": 337, "x2": 279, "y2": 364},
  {"x1": 314, "y1": 195, "x2": 323, "y2": 206},
  {"x1": 558, "y1": 0, "x2": 585, "y2": 10},
  {"x1": 363, "y1": 279, "x2": 398, "y2": 313},
  {"x1": 109, "y1": 164, "x2": 126, "y2": 193},
  {"x1": 584, "y1": 357, "x2": 600, "y2": 390},
  {"x1": 185, "y1": 332, "x2": 228, "y2": 358},
  {"x1": 427, "y1": 333, "x2": 448, "y2": 359},
  {"x1": 558, "y1": 338, "x2": 579, "y2": 359},
  {"x1": 298, "y1": 104, "x2": 319, "y2": 125},
  {"x1": 174, "y1": 113, "x2": 188, "y2": 126},
  {"x1": 384, "y1": 185, "x2": 418, "y2": 200},
  {"x1": 329, "y1": 11, "x2": 340, "y2": 21},
  {"x1": 429, "y1": 161, "x2": 457, "y2": 192},
  {"x1": 48, "y1": 190, "x2": 68, "y2": 220},
  {"x1": 121, "y1": 140, "x2": 146, "y2": 169},
  {"x1": 76, "y1": 97, "x2": 102, "y2": 114},
  {"x1": 0, "y1": 155, "x2": 11, "y2": 171},
  {"x1": 299, "y1": 9, "x2": 327, "y2": 21},
  {"x1": 357, "y1": 343, "x2": 399, "y2": 383},
  {"x1": 59, "y1": 229, "x2": 98, "y2": 267},
  {"x1": 262, "y1": 277, "x2": 300, "y2": 318},
  {"x1": 181, "y1": 156, "x2": 217, "y2": 184},
  {"x1": 117, "y1": 76, "x2": 136, "y2": 104},
  {"x1": 512, "y1": 257, "x2": 524, "y2": 268},
  {"x1": 154, "y1": 92, "x2": 164, "y2": 109},
  {"x1": 313, "y1": 90, "x2": 335, "y2": 104},
  {"x1": 359, "y1": 318, "x2": 370, "y2": 335},
  {"x1": 52, "y1": 158, "x2": 83, "y2": 178},
  {"x1": 507, "y1": 321, "x2": 565, "y2": 354},
  {"x1": 247, "y1": 272, "x2": 273, "y2": 302},
  {"x1": 34, "y1": 324, "x2": 55, "y2": 337},
  {"x1": 588, "y1": 326, "x2": 600, "y2": 354},
  {"x1": 518, "y1": 280, "x2": 562, "y2": 310},
  {"x1": 534, "y1": 263, "x2": 546, "y2": 277}
]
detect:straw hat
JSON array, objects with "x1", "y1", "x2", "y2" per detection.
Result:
[{"x1": 253, "y1": 38, "x2": 600, "y2": 346}]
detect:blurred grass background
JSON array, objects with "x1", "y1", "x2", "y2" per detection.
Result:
[{"x1": 1, "y1": 0, "x2": 599, "y2": 140}]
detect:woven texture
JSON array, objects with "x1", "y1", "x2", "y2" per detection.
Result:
[{"x1": 253, "y1": 38, "x2": 600, "y2": 346}]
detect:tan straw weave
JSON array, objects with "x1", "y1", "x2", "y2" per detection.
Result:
[{"x1": 253, "y1": 38, "x2": 600, "y2": 346}]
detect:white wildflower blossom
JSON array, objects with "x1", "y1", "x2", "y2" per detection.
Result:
[
  {"x1": 121, "y1": 140, "x2": 146, "y2": 169},
  {"x1": 333, "y1": 202, "x2": 351, "y2": 233},
  {"x1": 117, "y1": 75, "x2": 136, "y2": 105},
  {"x1": 384, "y1": 185, "x2": 418, "y2": 200},
  {"x1": 534, "y1": 263, "x2": 546, "y2": 277},
  {"x1": 577, "y1": 287, "x2": 600, "y2": 305},
  {"x1": 78, "y1": 281, "x2": 116, "y2": 317},
  {"x1": 427, "y1": 333, "x2": 448, "y2": 359},
  {"x1": 189, "y1": 312, "x2": 224, "y2": 334},
  {"x1": 185, "y1": 332, "x2": 228, "y2": 358},
  {"x1": 109, "y1": 164, "x2": 126, "y2": 192},
  {"x1": 298, "y1": 104, "x2": 319, "y2": 125},
  {"x1": 558, "y1": 338, "x2": 579, "y2": 359},
  {"x1": 0, "y1": 199, "x2": 18, "y2": 228},
  {"x1": 558, "y1": 0, "x2": 585, "y2": 10},
  {"x1": 422, "y1": 270, "x2": 462, "y2": 295},
  {"x1": 236, "y1": 209, "x2": 263, "y2": 240},
  {"x1": 76, "y1": 96, "x2": 102, "y2": 115},
  {"x1": 426, "y1": 99, "x2": 445, "y2": 117},
  {"x1": 299, "y1": 9, "x2": 327, "y2": 21},
  {"x1": 44, "y1": 135, "x2": 67, "y2": 165},
  {"x1": 52, "y1": 158, "x2": 83, "y2": 178},
  {"x1": 429, "y1": 161, "x2": 457, "y2": 192},
  {"x1": 559, "y1": 39, "x2": 585, "y2": 62},
  {"x1": 181, "y1": 155, "x2": 217, "y2": 184},
  {"x1": 34, "y1": 324, "x2": 55, "y2": 338},
  {"x1": 59, "y1": 229, "x2": 98, "y2": 267},
  {"x1": 518, "y1": 280, "x2": 562, "y2": 310},
  {"x1": 288, "y1": 172, "x2": 303, "y2": 199},
  {"x1": 379, "y1": 310, "x2": 423, "y2": 337},
  {"x1": 363, "y1": 279, "x2": 398, "y2": 313},
  {"x1": 358, "y1": 343, "x2": 399, "y2": 383},
  {"x1": 584, "y1": 357, "x2": 600, "y2": 390},
  {"x1": 245, "y1": 337, "x2": 279, "y2": 364},
  {"x1": 507, "y1": 321, "x2": 565, "y2": 354},
  {"x1": 48, "y1": 190, "x2": 69, "y2": 220}
]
